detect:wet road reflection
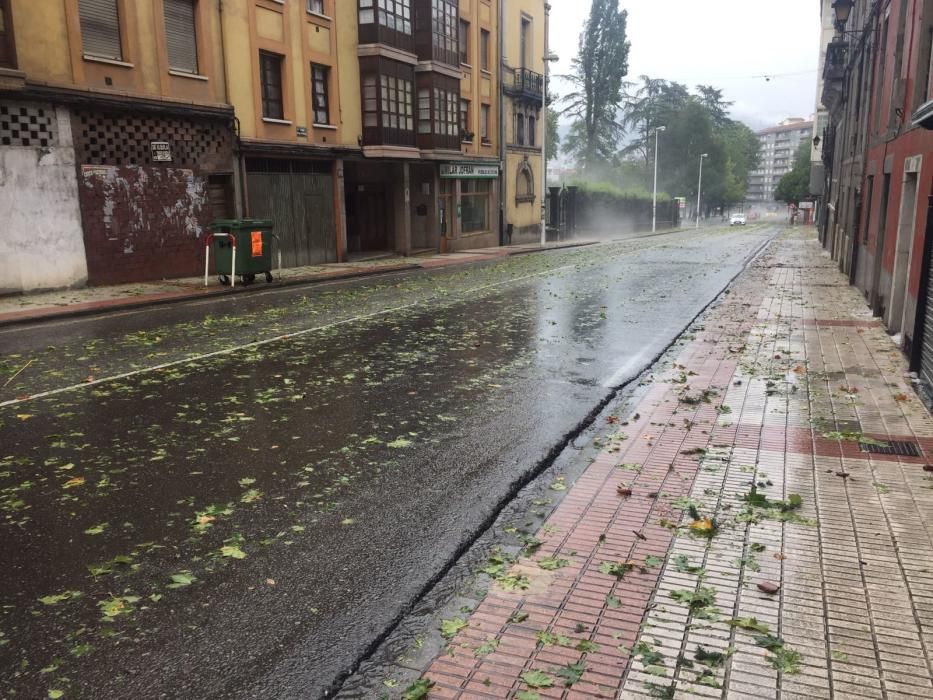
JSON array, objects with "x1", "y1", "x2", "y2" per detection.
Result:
[{"x1": 0, "y1": 227, "x2": 775, "y2": 699}]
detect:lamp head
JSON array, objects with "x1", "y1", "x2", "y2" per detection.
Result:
[{"x1": 832, "y1": 0, "x2": 854, "y2": 27}]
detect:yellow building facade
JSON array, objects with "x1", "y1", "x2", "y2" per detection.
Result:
[
  {"x1": 217, "y1": 0, "x2": 503, "y2": 261},
  {"x1": 501, "y1": 0, "x2": 545, "y2": 243},
  {"x1": 1, "y1": 0, "x2": 236, "y2": 289},
  {"x1": 0, "y1": 0, "x2": 521, "y2": 291}
]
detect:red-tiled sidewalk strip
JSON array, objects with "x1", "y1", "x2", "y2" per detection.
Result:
[
  {"x1": 407, "y1": 228, "x2": 933, "y2": 699},
  {"x1": 0, "y1": 239, "x2": 597, "y2": 327}
]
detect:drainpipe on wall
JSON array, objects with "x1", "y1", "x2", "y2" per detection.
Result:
[
  {"x1": 218, "y1": 0, "x2": 231, "y2": 105},
  {"x1": 219, "y1": 0, "x2": 247, "y2": 218},
  {"x1": 498, "y1": 0, "x2": 506, "y2": 246}
]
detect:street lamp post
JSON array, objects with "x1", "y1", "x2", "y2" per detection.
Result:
[
  {"x1": 540, "y1": 4, "x2": 557, "y2": 247},
  {"x1": 651, "y1": 126, "x2": 666, "y2": 233},
  {"x1": 696, "y1": 153, "x2": 708, "y2": 230}
]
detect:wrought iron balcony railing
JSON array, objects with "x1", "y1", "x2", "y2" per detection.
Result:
[{"x1": 506, "y1": 68, "x2": 544, "y2": 100}]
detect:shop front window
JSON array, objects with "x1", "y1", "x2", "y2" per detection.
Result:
[
  {"x1": 461, "y1": 179, "x2": 490, "y2": 233},
  {"x1": 439, "y1": 178, "x2": 454, "y2": 236}
]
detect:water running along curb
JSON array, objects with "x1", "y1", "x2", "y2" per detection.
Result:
[{"x1": 322, "y1": 230, "x2": 778, "y2": 698}]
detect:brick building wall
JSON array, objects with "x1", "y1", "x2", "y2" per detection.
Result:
[
  {"x1": 78, "y1": 165, "x2": 212, "y2": 285},
  {"x1": 819, "y1": 0, "x2": 933, "y2": 353},
  {"x1": 70, "y1": 109, "x2": 234, "y2": 285}
]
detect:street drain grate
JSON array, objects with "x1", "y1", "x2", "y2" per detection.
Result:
[{"x1": 859, "y1": 440, "x2": 921, "y2": 457}]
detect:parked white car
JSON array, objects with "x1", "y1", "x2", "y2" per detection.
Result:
[{"x1": 730, "y1": 213, "x2": 747, "y2": 226}]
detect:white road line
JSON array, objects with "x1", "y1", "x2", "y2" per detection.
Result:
[
  {"x1": 0, "y1": 237, "x2": 703, "y2": 409},
  {"x1": 0, "y1": 261, "x2": 587, "y2": 408}
]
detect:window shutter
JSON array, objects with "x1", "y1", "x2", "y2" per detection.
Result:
[
  {"x1": 164, "y1": 0, "x2": 198, "y2": 73},
  {"x1": 79, "y1": 0, "x2": 122, "y2": 60}
]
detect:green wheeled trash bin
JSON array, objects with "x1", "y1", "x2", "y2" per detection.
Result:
[{"x1": 207, "y1": 219, "x2": 277, "y2": 286}]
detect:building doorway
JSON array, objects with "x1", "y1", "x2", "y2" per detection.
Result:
[
  {"x1": 245, "y1": 158, "x2": 336, "y2": 268},
  {"x1": 343, "y1": 161, "x2": 395, "y2": 256},
  {"x1": 870, "y1": 173, "x2": 891, "y2": 315},
  {"x1": 347, "y1": 186, "x2": 389, "y2": 253},
  {"x1": 888, "y1": 166, "x2": 920, "y2": 334}
]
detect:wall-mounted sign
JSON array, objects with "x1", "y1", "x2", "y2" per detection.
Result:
[
  {"x1": 296, "y1": 126, "x2": 308, "y2": 138},
  {"x1": 150, "y1": 141, "x2": 172, "y2": 162},
  {"x1": 440, "y1": 163, "x2": 498, "y2": 179}
]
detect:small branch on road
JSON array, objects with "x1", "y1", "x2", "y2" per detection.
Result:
[{"x1": 2, "y1": 359, "x2": 34, "y2": 388}]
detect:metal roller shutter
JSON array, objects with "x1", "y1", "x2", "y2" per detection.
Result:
[
  {"x1": 164, "y1": 0, "x2": 198, "y2": 74},
  {"x1": 246, "y1": 160, "x2": 337, "y2": 268},
  {"x1": 920, "y1": 196, "x2": 933, "y2": 391},
  {"x1": 78, "y1": 0, "x2": 122, "y2": 61}
]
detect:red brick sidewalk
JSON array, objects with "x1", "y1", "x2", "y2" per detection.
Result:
[{"x1": 401, "y1": 228, "x2": 933, "y2": 699}]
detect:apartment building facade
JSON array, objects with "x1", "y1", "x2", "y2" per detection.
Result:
[
  {"x1": 0, "y1": 0, "x2": 526, "y2": 293},
  {"x1": 224, "y1": 0, "x2": 500, "y2": 265},
  {"x1": 500, "y1": 0, "x2": 544, "y2": 243},
  {"x1": 818, "y1": 0, "x2": 933, "y2": 388},
  {"x1": 0, "y1": 0, "x2": 236, "y2": 290},
  {"x1": 746, "y1": 118, "x2": 814, "y2": 206}
]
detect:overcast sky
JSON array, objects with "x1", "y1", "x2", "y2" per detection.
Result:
[{"x1": 548, "y1": 0, "x2": 823, "y2": 131}]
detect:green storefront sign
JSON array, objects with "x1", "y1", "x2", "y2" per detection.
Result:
[{"x1": 440, "y1": 163, "x2": 499, "y2": 179}]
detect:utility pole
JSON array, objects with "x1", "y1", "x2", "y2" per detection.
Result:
[
  {"x1": 651, "y1": 126, "x2": 666, "y2": 233},
  {"x1": 696, "y1": 153, "x2": 708, "y2": 229}
]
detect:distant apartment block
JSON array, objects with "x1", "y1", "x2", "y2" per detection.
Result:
[{"x1": 746, "y1": 117, "x2": 814, "y2": 204}]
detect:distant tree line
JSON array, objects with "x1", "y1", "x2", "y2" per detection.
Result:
[{"x1": 553, "y1": 0, "x2": 760, "y2": 213}]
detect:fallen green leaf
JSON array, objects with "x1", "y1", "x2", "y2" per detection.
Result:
[
  {"x1": 220, "y1": 545, "x2": 247, "y2": 559},
  {"x1": 401, "y1": 678, "x2": 434, "y2": 700},
  {"x1": 537, "y1": 556, "x2": 569, "y2": 571},
  {"x1": 39, "y1": 591, "x2": 82, "y2": 606},
  {"x1": 167, "y1": 571, "x2": 196, "y2": 589},
  {"x1": 554, "y1": 661, "x2": 585, "y2": 686},
  {"x1": 440, "y1": 617, "x2": 467, "y2": 639},
  {"x1": 520, "y1": 670, "x2": 554, "y2": 688}
]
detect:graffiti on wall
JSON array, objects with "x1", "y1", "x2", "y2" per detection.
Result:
[{"x1": 79, "y1": 165, "x2": 211, "y2": 284}]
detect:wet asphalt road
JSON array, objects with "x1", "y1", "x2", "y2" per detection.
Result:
[{"x1": 0, "y1": 225, "x2": 776, "y2": 699}]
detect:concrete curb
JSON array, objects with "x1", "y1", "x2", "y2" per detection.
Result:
[
  {"x1": 0, "y1": 241, "x2": 598, "y2": 330},
  {"x1": 0, "y1": 263, "x2": 420, "y2": 329}
]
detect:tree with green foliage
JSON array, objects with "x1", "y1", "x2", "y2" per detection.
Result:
[
  {"x1": 619, "y1": 77, "x2": 691, "y2": 169},
  {"x1": 774, "y1": 142, "x2": 812, "y2": 206},
  {"x1": 695, "y1": 85, "x2": 732, "y2": 127},
  {"x1": 720, "y1": 121, "x2": 761, "y2": 197},
  {"x1": 610, "y1": 78, "x2": 759, "y2": 212},
  {"x1": 546, "y1": 107, "x2": 560, "y2": 161},
  {"x1": 560, "y1": 0, "x2": 630, "y2": 173}
]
